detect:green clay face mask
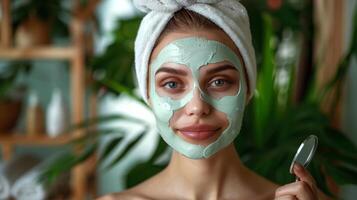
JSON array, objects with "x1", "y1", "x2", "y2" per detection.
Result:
[{"x1": 150, "y1": 37, "x2": 246, "y2": 159}]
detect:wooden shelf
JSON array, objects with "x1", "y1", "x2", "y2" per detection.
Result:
[
  {"x1": 0, "y1": 46, "x2": 77, "y2": 60},
  {"x1": 0, "y1": 0, "x2": 99, "y2": 198},
  {"x1": 0, "y1": 134, "x2": 79, "y2": 146}
]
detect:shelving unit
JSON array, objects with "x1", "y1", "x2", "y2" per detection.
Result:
[
  {"x1": 0, "y1": 134, "x2": 79, "y2": 146},
  {"x1": 0, "y1": 0, "x2": 99, "y2": 199},
  {"x1": 0, "y1": 47, "x2": 77, "y2": 59}
]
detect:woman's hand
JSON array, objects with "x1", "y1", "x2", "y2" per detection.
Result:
[{"x1": 274, "y1": 163, "x2": 319, "y2": 200}]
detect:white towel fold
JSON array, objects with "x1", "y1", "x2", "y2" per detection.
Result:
[
  {"x1": 0, "y1": 171, "x2": 10, "y2": 200},
  {"x1": 0, "y1": 155, "x2": 40, "y2": 200},
  {"x1": 11, "y1": 170, "x2": 45, "y2": 200},
  {"x1": 11, "y1": 152, "x2": 70, "y2": 200},
  {"x1": 0, "y1": 163, "x2": 10, "y2": 200},
  {"x1": 133, "y1": 0, "x2": 256, "y2": 103}
]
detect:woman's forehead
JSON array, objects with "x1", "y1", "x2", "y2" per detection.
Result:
[
  {"x1": 149, "y1": 37, "x2": 243, "y2": 83},
  {"x1": 149, "y1": 30, "x2": 242, "y2": 65}
]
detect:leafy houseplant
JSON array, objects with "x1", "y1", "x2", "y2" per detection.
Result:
[
  {"x1": 41, "y1": 1, "x2": 357, "y2": 198},
  {"x1": 89, "y1": 17, "x2": 142, "y2": 99},
  {"x1": 0, "y1": 61, "x2": 31, "y2": 132},
  {"x1": 11, "y1": 0, "x2": 70, "y2": 46}
]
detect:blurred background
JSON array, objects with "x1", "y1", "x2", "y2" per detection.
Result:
[{"x1": 0, "y1": 0, "x2": 356, "y2": 199}]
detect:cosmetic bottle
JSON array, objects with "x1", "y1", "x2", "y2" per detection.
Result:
[
  {"x1": 26, "y1": 91, "x2": 45, "y2": 136},
  {"x1": 46, "y1": 88, "x2": 69, "y2": 137}
]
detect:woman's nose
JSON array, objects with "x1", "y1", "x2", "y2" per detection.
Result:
[{"x1": 184, "y1": 88, "x2": 210, "y2": 117}]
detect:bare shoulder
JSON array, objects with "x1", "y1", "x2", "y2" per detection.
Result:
[{"x1": 242, "y1": 167, "x2": 280, "y2": 199}]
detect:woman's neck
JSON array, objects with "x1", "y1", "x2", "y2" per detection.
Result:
[{"x1": 164, "y1": 144, "x2": 249, "y2": 199}]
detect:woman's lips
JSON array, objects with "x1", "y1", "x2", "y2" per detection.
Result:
[{"x1": 177, "y1": 124, "x2": 220, "y2": 141}]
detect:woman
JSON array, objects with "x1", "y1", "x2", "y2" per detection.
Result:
[{"x1": 100, "y1": 0, "x2": 330, "y2": 199}]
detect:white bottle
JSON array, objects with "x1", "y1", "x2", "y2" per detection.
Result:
[{"x1": 46, "y1": 88, "x2": 69, "y2": 137}]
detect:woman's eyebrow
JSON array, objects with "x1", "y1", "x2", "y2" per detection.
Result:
[
  {"x1": 205, "y1": 64, "x2": 237, "y2": 74},
  {"x1": 155, "y1": 67, "x2": 188, "y2": 76}
]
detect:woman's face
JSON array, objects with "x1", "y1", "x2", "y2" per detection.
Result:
[
  {"x1": 155, "y1": 60, "x2": 238, "y2": 146},
  {"x1": 148, "y1": 29, "x2": 246, "y2": 159}
]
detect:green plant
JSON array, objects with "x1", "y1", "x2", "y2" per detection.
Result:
[
  {"x1": 41, "y1": 2, "x2": 357, "y2": 199},
  {"x1": 12, "y1": 0, "x2": 70, "y2": 38},
  {"x1": 0, "y1": 61, "x2": 31, "y2": 100},
  {"x1": 235, "y1": 11, "x2": 357, "y2": 197},
  {"x1": 89, "y1": 17, "x2": 142, "y2": 100}
]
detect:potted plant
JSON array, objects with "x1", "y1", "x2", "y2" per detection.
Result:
[
  {"x1": 11, "y1": 0, "x2": 70, "y2": 47},
  {"x1": 0, "y1": 61, "x2": 31, "y2": 133}
]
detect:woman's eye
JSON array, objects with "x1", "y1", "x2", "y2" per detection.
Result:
[
  {"x1": 209, "y1": 79, "x2": 229, "y2": 88},
  {"x1": 161, "y1": 80, "x2": 186, "y2": 92},
  {"x1": 164, "y1": 81, "x2": 179, "y2": 89}
]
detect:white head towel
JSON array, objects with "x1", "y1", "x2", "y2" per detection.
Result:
[{"x1": 133, "y1": 0, "x2": 256, "y2": 103}]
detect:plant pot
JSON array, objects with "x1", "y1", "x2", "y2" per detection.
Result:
[
  {"x1": 0, "y1": 99, "x2": 23, "y2": 133},
  {"x1": 14, "y1": 15, "x2": 51, "y2": 48}
]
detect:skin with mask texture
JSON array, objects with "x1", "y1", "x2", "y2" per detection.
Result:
[
  {"x1": 98, "y1": 30, "x2": 331, "y2": 200},
  {"x1": 149, "y1": 37, "x2": 247, "y2": 159}
]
